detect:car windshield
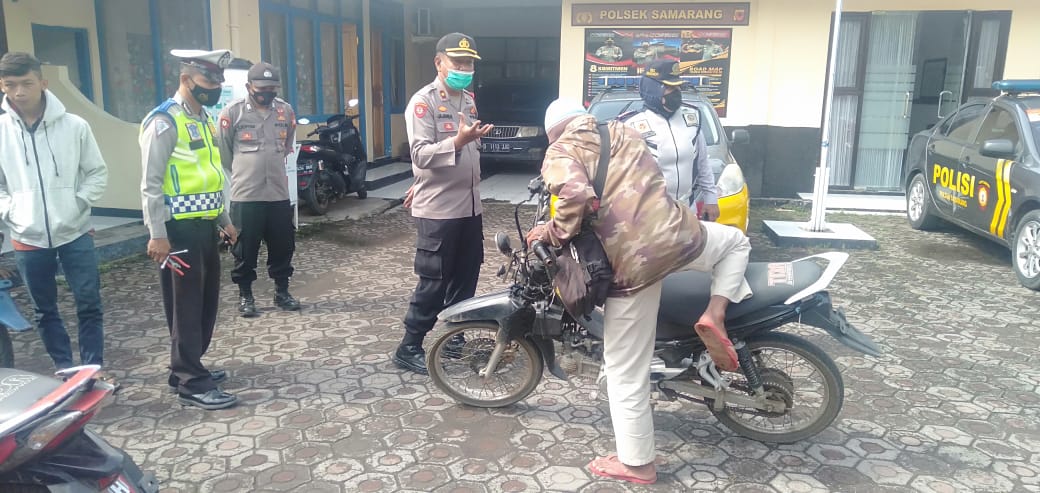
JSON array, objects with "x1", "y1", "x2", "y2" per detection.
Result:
[
  {"x1": 1025, "y1": 100, "x2": 1040, "y2": 146},
  {"x1": 588, "y1": 98, "x2": 721, "y2": 145}
]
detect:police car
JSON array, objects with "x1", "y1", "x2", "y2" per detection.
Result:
[
  {"x1": 587, "y1": 83, "x2": 751, "y2": 233},
  {"x1": 905, "y1": 80, "x2": 1040, "y2": 290}
]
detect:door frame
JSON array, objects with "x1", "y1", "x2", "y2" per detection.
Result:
[
  {"x1": 962, "y1": 11, "x2": 1012, "y2": 101},
  {"x1": 30, "y1": 24, "x2": 95, "y2": 102},
  {"x1": 822, "y1": 12, "x2": 871, "y2": 190}
]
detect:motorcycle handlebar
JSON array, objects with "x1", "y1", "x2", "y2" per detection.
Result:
[{"x1": 531, "y1": 241, "x2": 554, "y2": 267}]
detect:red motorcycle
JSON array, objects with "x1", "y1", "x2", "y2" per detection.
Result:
[{"x1": 0, "y1": 365, "x2": 158, "y2": 492}]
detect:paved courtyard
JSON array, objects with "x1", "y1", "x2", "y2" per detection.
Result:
[{"x1": 7, "y1": 202, "x2": 1040, "y2": 492}]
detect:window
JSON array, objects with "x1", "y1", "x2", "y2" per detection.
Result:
[
  {"x1": 260, "y1": 1, "x2": 356, "y2": 119},
  {"x1": 475, "y1": 37, "x2": 561, "y2": 85},
  {"x1": 389, "y1": 37, "x2": 406, "y2": 112},
  {"x1": 941, "y1": 104, "x2": 987, "y2": 142},
  {"x1": 31, "y1": 25, "x2": 93, "y2": 101},
  {"x1": 97, "y1": 0, "x2": 211, "y2": 122},
  {"x1": 974, "y1": 107, "x2": 1020, "y2": 151}
]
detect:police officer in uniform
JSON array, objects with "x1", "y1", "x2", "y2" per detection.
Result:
[
  {"x1": 621, "y1": 59, "x2": 720, "y2": 221},
  {"x1": 217, "y1": 62, "x2": 300, "y2": 317},
  {"x1": 139, "y1": 49, "x2": 239, "y2": 410},
  {"x1": 595, "y1": 38, "x2": 623, "y2": 62},
  {"x1": 393, "y1": 32, "x2": 493, "y2": 374}
]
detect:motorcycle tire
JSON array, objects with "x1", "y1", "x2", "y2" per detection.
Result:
[
  {"x1": 0, "y1": 326, "x2": 13, "y2": 368},
  {"x1": 303, "y1": 172, "x2": 334, "y2": 215},
  {"x1": 705, "y1": 332, "x2": 843, "y2": 443},
  {"x1": 1, "y1": 484, "x2": 49, "y2": 492},
  {"x1": 427, "y1": 322, "x2": 544, "y2": 408}
]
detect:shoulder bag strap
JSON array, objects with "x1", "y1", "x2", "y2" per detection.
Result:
[{"x1": 594, "y1": 122, "x2": 611, "y2": 198}]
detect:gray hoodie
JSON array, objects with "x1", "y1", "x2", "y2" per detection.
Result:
[{"x1": 0, "y1": 90, "x2": 108, "y2": 248}]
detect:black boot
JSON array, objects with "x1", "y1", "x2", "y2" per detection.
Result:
[
  {"x1": 393, "y1": 343, "x2": 428, "y2": 375},
  {"x1": 238, "y1": 284, "x2": 258, "y2": 318},
  {"x1": 274, "y1": 280, "x2": 301, "y2": 311}
]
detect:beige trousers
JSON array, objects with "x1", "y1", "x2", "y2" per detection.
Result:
[{"x1": 602, "y1": 222, "x2": 751, "y2": 466}]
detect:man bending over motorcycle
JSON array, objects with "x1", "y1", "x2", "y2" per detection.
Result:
[{"x1": 526, "y1": 99, "x2": 752, "y2": 485}]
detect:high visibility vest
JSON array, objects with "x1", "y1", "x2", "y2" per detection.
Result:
[{"x1": 143, "y1": 99, "x2": 225, "y2": 220}]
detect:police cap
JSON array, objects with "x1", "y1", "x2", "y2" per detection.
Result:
[
  {"x1": 643, "y1": 58, "x2": 684, "y2": 87},
  {"x1": 171, "y1": 49, "x2": 233, "y2": 84},
  {"x1": 436, "y1": 33, "x2": 481, "y2": 60},
  {"x1": 248, "y1": 62, "x2": 280, "y2": 88}
]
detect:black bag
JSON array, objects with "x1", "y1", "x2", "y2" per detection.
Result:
[{"x1": 553, "y1": 123, "x2": 614, "y2": 319}]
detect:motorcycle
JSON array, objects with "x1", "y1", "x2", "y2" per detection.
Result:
[
  {"x1": 0, "y1": 365, "x2": 159, "y2": 492},
  {"x1": 0, "y1": 276, "x2": 30, "y2": 368},
  {"x1": 425, "y1": 179, "x2": 881, "y2": 443},
  {"x1": 296, "y1": 98, "x2": 368, "y2": 215}
]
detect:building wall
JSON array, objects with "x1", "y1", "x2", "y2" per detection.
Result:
[{"x1": 560, "y1": 0, "x2": 1040, "y2": 196}]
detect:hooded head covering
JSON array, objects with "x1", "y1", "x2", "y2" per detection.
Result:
[
  {"x1": 543, "y1": 98, "x2": 587, "y2": 142},
  {"x1": 640, "y1": 59, "x2": 685, "y2": 117}
]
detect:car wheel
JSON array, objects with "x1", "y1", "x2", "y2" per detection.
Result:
[
  {"x1": 1012, "y1": 210, "x2": 1040, "y2": 290},
  {"x1": 907, "y1": 174, "x2": 940, "y2": 230}
]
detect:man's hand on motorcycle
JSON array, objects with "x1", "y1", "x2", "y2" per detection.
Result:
[
  {"x1": 147, "y1": 238, "x2": 172, "y2": 264},
  {"x1": 454, "y1": 112, "x2": 493, "y2": 149},
  {"x1": 702, "y1": 204, "x2": 721, "y2": 222},
  {"x1": 404, "y1": 184, "x2": 415, "y2": 209},
  {"x1": 526, "y1": 224, "x2": 550, "y2": 247}
]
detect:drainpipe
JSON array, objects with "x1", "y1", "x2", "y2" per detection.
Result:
[{"x1": 227, "y1": 0, "x2": 240, "y2": 54}]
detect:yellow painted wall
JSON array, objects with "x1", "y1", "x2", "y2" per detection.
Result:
[{"x1": 560, "y1": 0, "x2": 1040, "y2": 128}]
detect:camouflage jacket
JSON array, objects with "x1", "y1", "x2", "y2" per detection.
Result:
[{"x1": 542, "y1": 115, "x2": 706, "y2": 296}]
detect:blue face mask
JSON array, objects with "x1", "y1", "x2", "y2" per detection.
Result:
[{"x1": 445, "y1": 69, "x2": 474, "y2": 90}]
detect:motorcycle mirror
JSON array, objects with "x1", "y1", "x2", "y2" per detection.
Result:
[
  {"x1": 494, "y1": 232, "x2": 513, "y2": 256},
  {"x1": 297, "y1": 118, "x2": 310, "y2": 125},
  {"x1": 348, "y1": 98, "x2": 359, "y2": 109}
]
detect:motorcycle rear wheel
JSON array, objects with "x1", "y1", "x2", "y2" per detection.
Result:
[
  {"x1": 0, "y1": 326, "x2": 13, "y2": 368},
  {"x1": 304, "y1": 172, "x2": 334, "y2": 215},
  {"x1": 706, "y1": 332, "x2": 843, "y2": 443},
  {"x1": 427, "y1": 322, "x2": 544, "y2": 408}
]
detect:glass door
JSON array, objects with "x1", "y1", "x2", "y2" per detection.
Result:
[{"x1": 852, "y1": 12, "x2": 918, "y2": 191}]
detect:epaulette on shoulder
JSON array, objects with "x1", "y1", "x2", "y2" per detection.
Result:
[
  {"x1": 617, "y1": 110, "x2": 639, "y2": 122},
  {"x1": 142, "y1": 99, "x2": 180, "y2": 126}
]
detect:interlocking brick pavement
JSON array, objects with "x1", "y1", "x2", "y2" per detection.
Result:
[{"x1": 6, "y1": 203, "x2": 1039, "y2": 492}]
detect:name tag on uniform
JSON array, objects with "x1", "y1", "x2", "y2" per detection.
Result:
[{"x1": 436, "y1": 113, "x2": 453, "y2": 120}]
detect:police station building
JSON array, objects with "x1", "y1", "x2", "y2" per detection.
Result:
[{"x1": 3, "y1": 0, "x2": 1038, "y2": 215}]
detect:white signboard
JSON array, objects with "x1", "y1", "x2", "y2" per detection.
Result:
[{"x1": 285, "y1": 143, "x2": 300, "y2": 228}]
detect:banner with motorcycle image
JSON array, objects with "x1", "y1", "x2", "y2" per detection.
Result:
[{"x1": 583, "y1": 28, "x2": 733, "y2": 116}]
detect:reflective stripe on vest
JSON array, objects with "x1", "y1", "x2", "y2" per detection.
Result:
[{"x1": 143, "y1": 99, "x2": 225, "y2": 220}]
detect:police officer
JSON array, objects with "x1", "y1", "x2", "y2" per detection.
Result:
[
  {"x1": 217, "y1": 62, "x2": 300, "y2": 317},
  {"x1": 139, "y1": 49, "x2": 238, "y2": 410},
  {"x1": 595, "y1": 38, "x2": 623, "y2": 62},
  {"x1": 393, "y1": 32, "x2": 493, "y2": 375},
  {"x1": 621, "y1": 59, "x2": 719, "y2": 221}
]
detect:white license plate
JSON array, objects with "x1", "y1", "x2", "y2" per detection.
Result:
[
  {"x1": 108, "y1": 475, "x2": 134, "y2": 493},
  {"x1": 482, "y1": 143, "x2": 512, "y2": 153}
]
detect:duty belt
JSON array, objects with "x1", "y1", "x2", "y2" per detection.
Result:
[{"x1": 167, "y1": 192, "x2": 224, "y2": 217}]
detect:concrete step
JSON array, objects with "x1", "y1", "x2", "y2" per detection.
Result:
[{"x1": 365, "y1": 161, "x2": 412, "y2": 191}]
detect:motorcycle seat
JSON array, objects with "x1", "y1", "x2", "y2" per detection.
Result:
[
  {"x1": 656, "y1": 259, "x2": 824, "y2": 335},
  {"x1": 0, "y1": 369, "x2": 61, "y2": 425}
]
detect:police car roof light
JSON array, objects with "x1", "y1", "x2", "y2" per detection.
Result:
[{"x1": 992, "y1": 80, "x2": 1040, "y2": 95}]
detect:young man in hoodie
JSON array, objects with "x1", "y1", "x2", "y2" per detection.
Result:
[
  {"x1": 0, "y1": 52, "x2": 110, "y2": 375},
  {"x1": 527, "y1": 99, "x2": 751, "y2": 485}
]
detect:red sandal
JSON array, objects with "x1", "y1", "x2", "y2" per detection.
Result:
[
  {"x1": 694, "y1": 322, "x2": 739, "y2": 372},
  {"x1": 587, "y1": 455, "x2": 657, "y2": 485}
]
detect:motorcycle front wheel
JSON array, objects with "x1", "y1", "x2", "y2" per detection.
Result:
[
  {"x1": 705, "y1": 332, "x2": 844, "y2": 443},
  {"x1": 427, "y1": 322, "x2": 544, "y2": 408}
]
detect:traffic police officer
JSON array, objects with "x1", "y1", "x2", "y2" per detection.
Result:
[
  {"x1": 621, "y1": 59, "x2": 719, "y2": 220},
  {"x1": 393, "y1": 32, "x2": 493, "y2": 375},
  {"x1": 139, "y1": 49, "x2": 238, "y2": 410},
  {"x1": 217, "y1": 62, "x2": 300, "y2": 318}
]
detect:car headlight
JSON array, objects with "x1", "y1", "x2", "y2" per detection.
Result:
[
  {"x1": 517, "y1": 126, "x2": 543, "y2": 138},
  {"x1": 716, "y1": 162, "x2": 746, "y2": 197}
]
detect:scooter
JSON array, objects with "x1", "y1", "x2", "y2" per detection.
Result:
[
  {"x1": 296, "y1": 99, "x2": 368, "y2": 215},
  {"x1": 425, "y1": 178, "x2": 881, "y2": 443},
  {"x1": 0, "y1": 365, "x2": 160, "y2": 492}
]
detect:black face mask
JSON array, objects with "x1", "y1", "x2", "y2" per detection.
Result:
[
  {"x1": 190, "y1": 82, "x2": 222, "y2": 107},
  {"x1": 662, "y1": 90, "x2": 683, "y2": 115},
  {"x1": 251, "y1": 90, "x2": 276, "y2": 107}
]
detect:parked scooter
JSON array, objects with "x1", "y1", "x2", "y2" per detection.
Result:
[
  {"x1": 0, "y1": 365, "x2": 159, "y2": 492},
  {"x1": 296, "y1": 99, "x2": 368, "y2": 215},
  {"x1": 426, "y1": 178, "x2": 881, "y2": 443},
  {"x1": 0, "y1": 276, "x2": 30, "y2": 368}
]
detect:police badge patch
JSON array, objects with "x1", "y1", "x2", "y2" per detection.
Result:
[
  {"x1": 186, "y1": 123, "x2": 202, "y2": 141},
  {"x1": 683, "y1": 111, "x2": 700, "y2": 127}
]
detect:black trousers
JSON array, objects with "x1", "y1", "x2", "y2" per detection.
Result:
[
  {"x1": 161, "y1": 219, "x2": 221, "y2": 394},
  {"x1": 229, "y1": 200, "x2": 296, "y2": 287},
  {"x1": 402, "y1": 215, "x2": 483, "y2": 346}
]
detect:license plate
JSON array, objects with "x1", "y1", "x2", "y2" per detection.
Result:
[
  {"x1": 108, "y1": 475, "x2": 134, "y2": 493},
  {"x1": 482, "y1": 142, "x2": 512, "y2": 153}
]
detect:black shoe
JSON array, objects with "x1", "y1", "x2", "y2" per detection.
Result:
[
  {"x1": 239, "y1": 296, "x2": 258, "y2": 317},
  {"x1": 274, "y1": 290, "x2": 301, "y2": 311},
  {"x1": 393, "y1": 344, "x2": 428, "y2": 375},
  {"x1": 168, "y1": 370, "x2": 228, "y2": 392},
  {"x1": 443, "y1": 333, "x2": 466, "y2": 359},
  {"x1": 178, "y1": 389, "x2": 238, "y2": 410}
]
